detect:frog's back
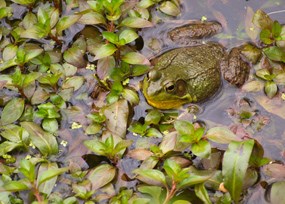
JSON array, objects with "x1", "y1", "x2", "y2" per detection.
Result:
[{"x1": 155, "y1": 43, "x2": 225, "y2": 102}]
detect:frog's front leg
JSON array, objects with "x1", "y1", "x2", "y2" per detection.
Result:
[{"x1": 220, "y1": 47, "x2": 251, "y2": 87}]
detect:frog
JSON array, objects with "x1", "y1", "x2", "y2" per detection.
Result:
[{"x1": 142, "y1": 21, "x2": 258, "y2": 109}]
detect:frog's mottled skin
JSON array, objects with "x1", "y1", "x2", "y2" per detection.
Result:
[
  {"x1": 143, "y1": 43, "x2": 225, "y2": 109},
  {"x1": 143, "y1": 21, "x2": 251, "y2": 109}
]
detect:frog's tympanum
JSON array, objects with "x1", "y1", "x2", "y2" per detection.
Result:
[{"x1": 143, "y1": 21, "x2": 253, "y2": 109}]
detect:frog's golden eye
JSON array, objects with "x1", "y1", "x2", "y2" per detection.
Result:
[
  {"x1": 148, "y1": 70, "x2": 161, "y2": 81},
  {"x1": 164, "y1": 81, "x2": 176, "y2": 93},
  {"x1": 176, "y1": 79, "x2": 187, "y2": 96}
]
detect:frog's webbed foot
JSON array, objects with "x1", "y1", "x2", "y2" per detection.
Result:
[{"x1": 220, "y1": 47, "x2": 250, "y2": 87}]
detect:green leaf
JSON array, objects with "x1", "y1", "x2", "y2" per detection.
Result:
[
  {"x1": 56, "y1": 15, "x2": 82, "y2": 35},
  {"x1": 42, "y1": 118, "x2": 59, "y2": 133},
  {"x1": 145, "y1": 109, "x2": 162, "y2": 125},
  {"x1": 87, "y1": 164, "x2": 116, "y2": 190},
  {"x1": 138, "y1": 185, "x2": 163, "y2": 204},
  {"x1": 1, "y1": 98, "x2": 25, "y2": 125},
  {"x1": 122, "y1": 52, "x2": 150, "y2": 65},
  {"x1": 37, "y1": 162, "x2": 58, "y2": 196},
  {"x1": 37, "y1": 166, "x2": 69, "y2": 186},
  {"x1": 145, "y1": 128, "x2": 163, "y2": 138},
  {"x1": 133, "y1": 168, "x2": 166, "y2": 187},
  {"x1": 267, "y1": 181, "x2": 285, "y2": 204},
  {"x1": 191, "y1": 140, "x2": 211, "y2": 158},
  {"x1": 222, "y1": 139, "x2": 254, "y2": 203},
  {"x1": 120, "y1": 17, "x2": 153, "y2": 28},
  {"x1": 163, "y1": 159, "x2": 181, "y2": 179},
  {"x1": 102, "y1": 31, "x2": 119, "y2": 44},
  {"x1": 1, "y1": 180, "x2": 29, "y2": 192},
  {"x1": 78, "y1": 10, "x2": 106, "y2": 25},
  {"x1": 265, "y1": 81, "x2": 278, "y2": 98},
  {"x1": 19, "y1": 160, "x2": 35, "y2": 182},
  {"x1": 11, "y1": 0, "x2": 35, "y2": 5},
  {"x1": 205, "y1": 126, "x2": 241, "y2": 144},
  {"x1": 84, "y1": 139, "x2": 107, "y2": 156},
  {"x1": 62, "y1": 76, "x2": 84, "y2": 91},
  {"x1": 255, "y1": 68, "x2": 271, "y2": 80},
  {"x1": 260, "y1": 29, "x2": 273, "y2": 44},
  {"x1": 21, "y1": 122, "x2": 58, "y2": 156},
  {"x1": 174, "y1": 120, "x2": 194, "y2": 136},
  {"x1": 263, "y1": 46, "x2": 285, "y2": 62},
  {"x1": 0, "y1": 141, "x2": 22, "y2": 156},
  {"x1": 132, "y1": 65, "x2": 149, "y2": 76},
  {"x1": 138, "y1": 0, "x2": 155, "y2": 8},
  {"x1": 272, "y1": 20, "x2": 282, "y2": 38},
  {"x1": 121, "y1": 88, "x2": 139, "y2": 105},
  {"x1": 128, "y1": 122, "x2": 148, "y2": 136},
  {"x1": 177, "y1": 168, "x2": 214, "y2": 189},
  {"x1": 159, "y1": 1, "x2": 180, "y2": 17},
  {"x1": 94, "y1": 44, "x2": 117, "y2": 60},
  {"x1": 119, "y1": 29, "x2": 139, "y2": 44},
  {"x1": 0, "y1": 124, "x2": 28, "y2": 143},
  {"x1": 194, "y1": 183, "x2": 211, "y2": 204}
]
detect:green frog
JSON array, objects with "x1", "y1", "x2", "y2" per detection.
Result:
[{"x1": 142, "y1": 21, "x2": 257, "y2": 109}]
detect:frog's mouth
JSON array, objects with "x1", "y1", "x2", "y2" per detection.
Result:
[{"x1": 142, "y1": 77, "x2": 193, "y2": 109}]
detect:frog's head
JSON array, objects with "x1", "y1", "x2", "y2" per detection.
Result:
[{"x1": 142, "y1": 69, "x2": 194, "y2": 109}]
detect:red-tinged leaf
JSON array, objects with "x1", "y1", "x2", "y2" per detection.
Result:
[
  {"x1": 127, "y1": 149, "x2": 153, "y2": 160},
  {"x1": 120, "y1": 17, "x2": 153, "y2": 28},
  {"x1": 94, "y1": 44, "x2": 117, "y2": 60},
  {"x1": 122, "y1": 52, "x2": 150, "y2": 65}
]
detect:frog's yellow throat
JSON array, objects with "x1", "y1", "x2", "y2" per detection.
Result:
[{"x1": 142, "y1": 79, "x2": 194, "y2": 109}]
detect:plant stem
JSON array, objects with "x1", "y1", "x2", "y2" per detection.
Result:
[
  {"x1": 32, "y1": 183, "x2": 43, "y2": 203},
  {"x1": 163, "y1": 179, "x2": 177, "y2": 204}
]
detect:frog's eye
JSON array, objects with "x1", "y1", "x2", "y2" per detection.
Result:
[
  {"x1": 164, "y1": 81, "x2": 176, "y2": 93},
  {"x1": 148, "y1": 70, "x2": 161, "y2": 81},
  {"x1": 176, "y1": 79, "x2": 187, "y2": 96}
]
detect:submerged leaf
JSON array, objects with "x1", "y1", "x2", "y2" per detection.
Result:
[
  {"x1": 1, "y1": 98, "x2": 25, "y2": 125},
  {"x1": 222, "y1": 139, "x2": 254, "y2": 203},
  {"x1": 205, "y1": 127, "x2": 241, "y2": 144}
]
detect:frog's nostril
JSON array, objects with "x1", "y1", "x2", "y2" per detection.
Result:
[{"x1": 148, "y1": 70, "x2": 161, "y2": 81}]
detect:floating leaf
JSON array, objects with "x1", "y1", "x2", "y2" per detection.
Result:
[
  {"x1": 205, "y1": 127, "x2": 241, "y2": 144},
  {"x1": 252, "y1": 9, "x2": 273, "y2": 30},
  {"x1": 265, "y1": 81, "x2": 278, "y2": 98},
  {"x1": 1, "y1": 98, "x2": 25, "y2": 125},
  {"x1": 263, "y1": 46, "x2": 285, "y2": 62},
  {"x1": 62, "y1": 76, "x2": 84, "y2": 91},
  {"x1": 87, "y1": 164, "x2": 116, "y2": 190},
  {"x1": 242, "y1": 80, "x2": 264, "y2": 92},
  {"x1": 122, "y1": 52, "x2": 150, "y2": 65},
  {"x1": 94, "y1": 44, "x2": 117, "y2": 60},
  {"x1": 56, "y1": 15, "x2": 82, "y2": 35},
  {"x1": 266, "y1": 181, "x2": 285, "y2": 204},
  {"x1": 191, "y1": 140, "x2": 211, "y2": 158},
  {"x1": 159, "y1": 1, "x2": 180, "y2": 17},
  {"x1": 119, "y1": 29, "x2": 139, "y2": 44},
  {"x1": 120, "y1": 17, "x2": 153, "y2": 28},
  {"x1": 133, "y1": 168, "x2": 166, "y2": 187},
  {"x1": 222, "y1": 139, "x2": 254, "y2": 203},
  {"x1": 78, "y1": 10, "x2": 106, "y2": 25},
  {"x1": 21, "y1": 122, "x2": 58, "y2": 156}
]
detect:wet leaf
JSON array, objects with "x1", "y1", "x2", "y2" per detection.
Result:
[
  {"x1": 133, "y1": 168, "x2": 166, "y2": 187},
  {"x1": 62, "y1": 76, "x2": 84, "y2": 91},
  {"x1": 159, "y1": 132, "x2": 177, "y2": 154},
  {"x1": 263, "y1": 46, "x2": 285, "y2": 62},
  {"x1": 21, "y1": 122, "x2": 58, "y2": 156},
  {"x1": 0, "y1": 141, "x2": 22, "y2": 156},
  {"x1": 97, "y1": 56, "x2": 115, "y2": 79},
  {"x1": 262, "y1": 163, "x2": 285, "y2": 179},
  {"x1": 1, "y1": 98, "x2": 25, "y2": 125},
  {"x1": 132, "y1": 65, "x2": 149, "y2": 76},
  {"x1": 0, "y1": 124, "x2": 28, "y2": 143},
  {"x1": 138, "y1": 0, "x2": 155, "y2": 8},
  {"x1": 87, "y1": 164, "x2": 116, "y2": 190},
  {"x1": 245, "y1": 7, "x2": 259, "y2": 41},
  {"x1": 222, "y1": 139, "x2": 254, "y2": 203},
  {"x1": 119, "y1": 29, "x2": 139, "y2": 44},
  {"x1": 205, "y1": 126, "x2": 241, "y2": 144},
  {"x1": 122, "y1": 52, "x2": 150, "y2": 65},
  {"x1": 19, "y1": 159, "x2": 35, "y2": 182},
  {"x1": 56, "y1": 14, "x2": 82, "y2": 35},
  {"x1": 78, "y1": 10, "x2": 106, "y2": 25},
  {"x1": 104, "y1": 99, "x2": 129, "y2": 138},
  {"x1": 242, "y1": 80, "x2": 264, "y2": 92},
  {"x1": 252, "y1": 9, "x2": 273, "y2": 30},
  {"x1": 240, "y1": 44, "x2": 262, "y2": 64},
  {"x1": 120, "y1": 17, "x2": 153, "y2": 28},
  {"x1": 159, "y1": 1, "x2": 180, "y2": 17},
  {"x1": 265, "y1": 81, "x2": 278, "y2": 98},
  {"x1": 145, "y1": 109, "x2": 162, "y2": 125},
  {"x1": 145, "y1": 128, "x2": 163, "y2": 138},
  {"x1": 63, "y1": 36, "x2": 87, "y2": 68},
  {"x1": 121, "y1": 88, "x2": 139, "y2": 105},
  {"x1": 127, "y1": 149, "x2": 153, "y2": 160},
  {"x1": 42, "y1": 118, "x2": 59, "y2": 133},
  {"x1": 31, "y1": 86, "x2": 50, "y2": 105},
  {"x1": 194, "y1": 183, "x2": 211, "y2": 204},
  {"x1": 138, "y1": 185, "x2": 163, "y2": 204},
  {"x1": 37, "y1": 166, "x2": 68, "y2": 186},
  {"x1": 266, "y1": 181, "x2": 285, "y2": 204},
  {"x1": 3, "y1": 45, "x2": 17, "y2": 61},
  {"x1": 94, "y1": 44, "x2": 117, "y2": 60},
  {"x1": 177, "y1": 168, "x2": 214, "y2": 190},
  {"x1": 191, "y1": 140, "x2": 211, "y2": 158},
  {"x1": 1, "y1": 180, "x2": 29, "y2": 192}
]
